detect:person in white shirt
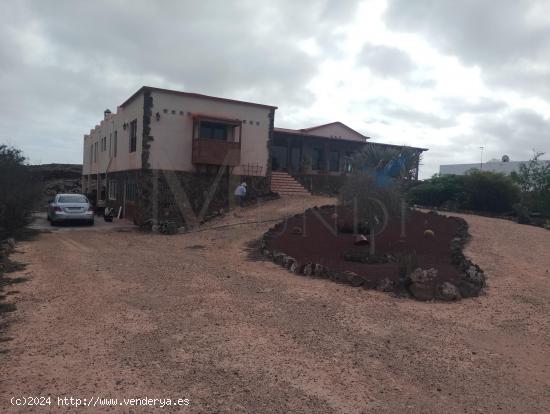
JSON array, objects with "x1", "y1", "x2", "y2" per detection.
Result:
[{"x1": 234, "y1": 182, "x2": 247, "y2": 207}]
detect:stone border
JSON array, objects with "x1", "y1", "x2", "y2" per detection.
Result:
[{"x1": 260, "y1": 206, "x2": 486, "y2": 302}]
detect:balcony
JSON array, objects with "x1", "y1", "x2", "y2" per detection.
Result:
[{"x1": 191, "y1": 138, "x2": 241, "y2": 166}]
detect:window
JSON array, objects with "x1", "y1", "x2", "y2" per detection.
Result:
[
  {"x1": 109, "y1": 134, "x2": 112, "y2": 157},
  {"x1": 90, "y1": 144, "x2": 93, "y2": 164},
  {"x1": 58, "y1": 195, "x2": 88, "y2": 203},
  {"x1": 114, "y1": 131, "x2": 118, "y2": 157},
  {"x1": 199, "y1": 121, "x2": 228, "y2": 140},
  {"x1": 126, "y1": 182, "x2": 138, "y2": 201},
  {"x1": 311, "y1": 148, "x2": 323, "y2": 170},
  {"x1": 329, "y1": 151, "x2": 340, "y2": 172},
  {"x1": 103, "y1": 137, "x2": 107, "y2": 151},
  {"x1": 344, "y1": 152, "x2": 353, "y2": 173},
  {"x1": 129, "y1": 119, "x2": 137, "y2": 152},
  {"x1": 108, "y1": 180, "x2": 117, "y2": 200},
  {"x1": 94, "y1": 142, "x2": 98, "y2": 162}
]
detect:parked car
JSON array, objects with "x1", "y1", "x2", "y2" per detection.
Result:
[{"x1": 47, "y1": 194, "x2": 94, "y2": 226}]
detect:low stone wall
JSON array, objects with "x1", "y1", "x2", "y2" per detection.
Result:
[
  {"x1": 293, "y1": 174, "x2": 347, "y2": 196},
  {"x1": 106, "y1": 169, "x2": 272, "y2": 228},
  {"x1": 260, "y1": 207, "x2": 486, "y2": 302}
]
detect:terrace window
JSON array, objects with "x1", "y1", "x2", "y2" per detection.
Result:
[{"x1": 199, "y1": 121, "x2": 229, "y2": 141}]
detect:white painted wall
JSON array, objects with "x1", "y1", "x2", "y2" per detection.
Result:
[
  {"x1": 439, "y1": 161, "x2": 549, "y2": 175},
  {"x1": 148, "y1": 90, "x2": 273, "y2": 176},
  {"x1": 82, "y1": 97, "x2": 144, "y2": 175},
  {"x1": 305, "y1": 123, "x2": 366, "y2": 142}
]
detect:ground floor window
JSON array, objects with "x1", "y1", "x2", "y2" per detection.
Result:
[
  {"x1": 126, "y1": 182, "x2": 138, "y2": 201},
  {"x1": 311, "y1": 148, "x2": 323, "y2": 171},
  {"x1": 108, "y1": 180, "x2": 117, "y2": 200},
  {"x1": 344, "y1": 152, "x2": 353, "y2": 173},
  {"x1": 329, "y1": 151, "x2": 340, "y2": 172}
]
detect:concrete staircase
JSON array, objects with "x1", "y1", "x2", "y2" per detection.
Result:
[{"x1": 271, "y1": 171, "x2": 311, "y2": 196}]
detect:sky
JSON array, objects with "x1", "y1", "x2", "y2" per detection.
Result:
[{"x1": 1, "y1": 0, "x2": 549, "y2": 178}]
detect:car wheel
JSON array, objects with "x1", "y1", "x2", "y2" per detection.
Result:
[
  {"x1": 50, "y1": 220, "x2": 57, "y2": 226},
  {"x1": 88, "y1": 219, "x2": 95, "y2": 226}
]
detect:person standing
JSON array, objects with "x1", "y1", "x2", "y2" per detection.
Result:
[{"x1": 234, "y1": 182, "x2": 247, "y2": 207}]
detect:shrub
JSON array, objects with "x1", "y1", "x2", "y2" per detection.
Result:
[
  {"x1": 339, "y1": 173, "x2": 402, "y2": 230},
  {"x1": 0, "y1": 145, "x2": 41, "y2": 237},
  {"x1": 407, "y1": 174, "x2": 466, "y2": 207},
  {"x1": 397, "y1": 251, "x2": 418, "y2": 278},
  {"x1": 511, "y1": 152, "x2": 550, "y2": 218},
  {"x1": 407, "y1": 171, "x2": 519, "y2": 214},
  {"x1": 462, "y1": 170, "x2": 520, "y2": 213}
]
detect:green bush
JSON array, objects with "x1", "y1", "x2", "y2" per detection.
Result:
[
  {"x1": 511, "y1": 152, "x2": 550, "y2": 218},
  {"x1": 0, "y1": 145, "x2": 41, "y2": 237},
  {"x1": 407, "y1": 174, "x2": 466, "y2": 207},
  {"x1": 462, "y1": 170, "x2": 520, "y2": 213},
  {"x1": 407, "y1": 170, "x2": 520, "y2": 214}
]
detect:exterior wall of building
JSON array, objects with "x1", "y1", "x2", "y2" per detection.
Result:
[
  {"x1": 272, "y1": 131, "x2": 364, "y2": 176},
  {"x1": 304, "y1": 124, "x2": 366, "y2": 142},
  {"x1": 147, "y1": 91, "x2": 272, "y2": 176},
  {"x1": 82, "y1": 97, "x2": 144, "y2": 176},
  {"x1": 440, "y1": 161, "x2": 527, "y2": 176}
]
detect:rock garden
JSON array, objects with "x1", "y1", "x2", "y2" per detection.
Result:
[{"x1": 260, "y1": 205, "x2": 485, "y2": 301}]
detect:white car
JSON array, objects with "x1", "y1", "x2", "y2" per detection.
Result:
[{"x1": 47, "y1": 193, "x2": 94, "y2": 226}]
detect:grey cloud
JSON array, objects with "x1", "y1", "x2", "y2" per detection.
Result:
[
  {"x1": 438, "y1": 97, "x2": 508, "y2": 115},
  {"x1": 475, "y1": 109, "x2": 550, "y2": 159},
  {"x1": 368, "y1": 99, "x2": 456, "y2": 128},
  {"x1": 385, "y1": 0, "x2": 550, "y2": 66},
  {"x1": 358, "y1": 43, "x2": 415, "y2": 78},
  {"x1": 384, "y1": 0, "x2": 550, "y2": 100},
  {"x1": 0, "y1": 0, "x2": 360, "y2": 163},
  {"x1": 357, "y1": 42, "x2": 435, "y2": 88}
]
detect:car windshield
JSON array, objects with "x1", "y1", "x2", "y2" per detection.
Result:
[{"x1": 58, "y1": 195, "x2": 88, "y2": 204}]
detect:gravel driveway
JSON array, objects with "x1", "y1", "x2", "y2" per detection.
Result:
[{"x1": 1, "y1": 198, "x2": 550, "y2": 413}]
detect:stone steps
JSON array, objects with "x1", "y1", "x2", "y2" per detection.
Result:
[{"x1": 271, "y1": 172, "x2": 311, "y2": 196}]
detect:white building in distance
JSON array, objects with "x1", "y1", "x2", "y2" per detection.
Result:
[{"x1": 440, "y1": 156, "x2": 549, "y2": 176}]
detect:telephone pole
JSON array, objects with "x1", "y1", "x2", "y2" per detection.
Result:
[{"x1": 479, "y1": 146, "x2": 484, "y2": 170}]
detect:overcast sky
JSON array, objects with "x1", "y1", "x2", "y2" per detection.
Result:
[{"x1": 1, "y1": 0, "x2": 549, "y2": 178}]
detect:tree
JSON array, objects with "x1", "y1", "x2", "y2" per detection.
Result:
[
  {"x1": 511, "y1": 152, "x2": 550, "y2": 217},
  {"x1": 0, "y1": 145, "x2": 41, "y2": 237},
  {"x1": 407, "y1": 171, "x2": 520, "y2": 214},
  {"x1": 462, "y1": 170, "x2": 520, "y2": 213}
]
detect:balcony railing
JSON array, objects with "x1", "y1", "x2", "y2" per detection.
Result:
[{"x1": 191, "y1": 138, "x2": 241, "y2": 166}]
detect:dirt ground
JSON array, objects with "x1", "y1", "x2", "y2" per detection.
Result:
[{"x1": 1, "y1": 196, "x2": 550, "y2": 413}]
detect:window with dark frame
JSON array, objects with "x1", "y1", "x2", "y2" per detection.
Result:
[
  {"x1": 329, "y1": 151, "x2": 340, "y2": 172},
  {"x1": 129, "y1": 119, "x2": 137, "y2": 152},
  {"x1": 108, "y1": 180, "x2": 117, "y2": 200},
  {"x1": 126, "y1": 182, "x2": 138, "y2": 201},
  {"x1": 311, "y1": 147, "x2": 323, "y2": 170},
  {"x1": 114, "y1": 131, "x2": 118, "y2": 157},
  {"x1": 199, "y1": 121, "x2": 228, "y2": 141}
]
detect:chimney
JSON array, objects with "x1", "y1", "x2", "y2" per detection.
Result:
[{"x1": 104, "y1": 109, "x2": 112, "y2": 120}]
